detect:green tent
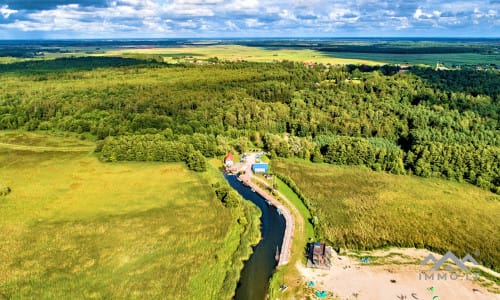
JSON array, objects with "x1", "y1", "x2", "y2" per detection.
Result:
[{"x1": 315, "y1": 291, "x2": 328, "y2": 298}]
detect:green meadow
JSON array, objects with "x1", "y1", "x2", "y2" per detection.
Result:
[
  {"x1": 0, "y1": 132, "x2": 258, "y2": 299},
  {"x1": 271, "y1": 160, "x2": 500, "y2": 272}
]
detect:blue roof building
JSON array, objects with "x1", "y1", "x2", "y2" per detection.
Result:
[{"x1": 252, "y1": 163, "x2": 269, "y2": 173}]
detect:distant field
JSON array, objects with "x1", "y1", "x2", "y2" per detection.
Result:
[
  {"x1": 321, "y1": 51, "x2": 500, "y2": 66},
  {"x1": 1, "y1": 40, "x2": 498, "y2": 67},
  {"x1": 102, "y1": 44, "x2": 500, "y2": 66},
  {"x1": 271, "y1": 160, "x2": 500, "y2": 272},
  {"x1": 3, "y1": 44, "x2": 496, "y2": 66},
  {"x1": 0, "y1": 132, "x2": 256, "y2": 299},
  {"x1": 105, "y1": 45, "x2": 383, "y2": 65}
]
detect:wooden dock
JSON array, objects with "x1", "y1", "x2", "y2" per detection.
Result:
[{"x1": 241, "y1": 154, "x2": 294, "y2": 266}]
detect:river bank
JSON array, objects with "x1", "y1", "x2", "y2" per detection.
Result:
[{"x1": 226, "y1": 175, "x2": 286, "y2": 300}]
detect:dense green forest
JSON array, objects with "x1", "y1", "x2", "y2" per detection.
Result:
[{"x1": 0, "y1": 56, "x2": 499, "y2": 192}]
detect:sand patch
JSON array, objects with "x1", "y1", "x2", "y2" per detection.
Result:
[{"x1": 298, "y1": 248, "x2": 499, "y2": 300}]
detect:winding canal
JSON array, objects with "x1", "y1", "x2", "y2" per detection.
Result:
[{"x1": 226, "y1": 174, "x2": 286, "y2": 300}]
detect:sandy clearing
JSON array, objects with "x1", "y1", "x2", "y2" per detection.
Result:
[{"x1": 298, "y1": 248, "x2": 499, "y2": 300}]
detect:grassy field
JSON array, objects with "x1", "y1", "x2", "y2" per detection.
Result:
[
  {"x1": 0, "y1": 132, "x2": 259, "y2": 299},
  {"x1": 323, "y1": 51, "x2": 500, "y2": 66},
  {"x1": 0, "y1": 131, "x2": 95, "y2": 152},
  {"x1": 104, "y1": 45, "x2": 382, "y2": 65},
  {"x1": 275, "y1": 177, "x2": 315, "y2": 240},
  {"x1": 271, "y1": 160, "x2": 500, "y2": 272}
]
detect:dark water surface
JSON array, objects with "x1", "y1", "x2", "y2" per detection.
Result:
[{"x1": 226, "y1": 175, "x2": 286, "y2": 300}]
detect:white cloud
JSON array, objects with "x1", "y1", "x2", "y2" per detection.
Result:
[
  {"x1": 438, "y1": 16, "x2": 461, "y2": 25},
  {"x1": 3, "y1": 3, "x2": 170, "y2": 34},
  {"x1": 394, "y1": 17, "x2": 410, "y2": 30},
  {"x1": 225, "y1": 20, "x2": 239, "y2": 30},
  {"x1": 279, "y1": 9, "x2": 296, "y2": 20},
  {"x1": 1, "y1": 0, "x2": 499, "y2": 38},
  {"x1": 440, "y1": 1, "x2": 478, "y2": 14},
  {"x1": 166, "y1": 6, "x2": 214, "y2": 16},
  {"x1": 384, "y1": 10, "x2": 396, "y2": 17},
  {"x1": 266, "y1": 6, "x2": 280, "y2": 14},
  {"x1": 226, "y1": 0, "x2": 259, "y2": 11},
  {"x1": 245, "y1": 18, "x2": 264, "y2": 27},
  {"x1": 173, "y1": 0, "x2": 224, "y2": 4},
  {"x1": 0, "y1": 5, "x2": 17, "y2": 19},
  {"x1": 471, "y1": 7, "x2": 498, "y2": 24},
  {"x1": 413, "y1": 8, "x2": 433, "y2": 20},
  {"x1": 177, "y1": 20, "x2": 198, "y2": 28},
  {"x1": 328, "y1": 7, "x2": 359, "y2": 23},
  {"x1": 142, "y1": 18, "x2": 171, "y2": 32}
]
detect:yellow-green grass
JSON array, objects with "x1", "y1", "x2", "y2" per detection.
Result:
[
  {"x1": 271, "y1": 160, "x2": 500, "y2": 272},
  {"x1": 267, "y1": 176, "x2": 315, "y2": 300},
  {"x1": 104, "y1": 45, "x2": 383, "y2": 65},
  {"x1": 275, "y1": 177, "x2": 314, "y2": 241},
  {"x1": 0, "y1": 133, "x2": 256, "y2": 299},
  {"x1": 0, "y1": 131, "x2": 95, "y2": 152}
]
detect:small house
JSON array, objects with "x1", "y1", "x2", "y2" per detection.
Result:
[
  {"x1": 307, "y1": 242, "x2": 332, "y2": 269},
  {"x1": 224, "y1": 153, "x2": 234, "y2": 167},
  {"x1": 252, "y1": 163, "x2": 269, "y2": 173},
  {"x1": 304, "y1": 61, "x2": 316, "y2": 68}
]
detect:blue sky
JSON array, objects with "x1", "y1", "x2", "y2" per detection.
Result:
[{"x1": 0, "y1": 0, "x2": 499, "y2": 39}]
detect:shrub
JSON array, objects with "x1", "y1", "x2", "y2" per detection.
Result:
[
  {"x1": 185, "y1": 150, "x2": 207, "y2": 172},
  {"x1": 0, "y1": 185, "x2": 11, "y2": 196}
]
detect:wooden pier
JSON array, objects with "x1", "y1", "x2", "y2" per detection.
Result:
[{"x1": 240, "y1": 154, "x2": 294, "y2": 266}]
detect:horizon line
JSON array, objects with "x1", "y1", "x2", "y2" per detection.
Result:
[{"x1": 0, "y1": 36, "x2": 499, "y2": 41}]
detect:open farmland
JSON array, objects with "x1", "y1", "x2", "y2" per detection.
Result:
[{"x1": 104, "y1": 45, "x2": 382, "y2": 65}]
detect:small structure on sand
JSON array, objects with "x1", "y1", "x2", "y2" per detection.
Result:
[{"x1": 307, "y1": 242, "x2": 332, "y2": 269}]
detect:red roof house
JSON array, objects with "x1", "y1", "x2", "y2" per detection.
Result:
[{"x1": 224, "y1": 153, "x2": 234, "y2": 167}]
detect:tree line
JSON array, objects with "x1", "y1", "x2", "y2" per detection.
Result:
[{"x1": 98, "y1": 134, "x2": 206, "y2": 172}]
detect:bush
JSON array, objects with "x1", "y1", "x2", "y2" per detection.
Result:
[
  {"x1": 0, "y1": 185, "x2": 11, "y2": 196},
  {"x1": 213, "y1": 182, "x2": 240, "y2": 208},
  {"x1": 185, "y1": 150, "x2": 207, "y2": 172}
]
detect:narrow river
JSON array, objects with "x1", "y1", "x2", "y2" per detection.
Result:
[{"x1": 226, "y1": 175, "x2": 286, "y2": 300}]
